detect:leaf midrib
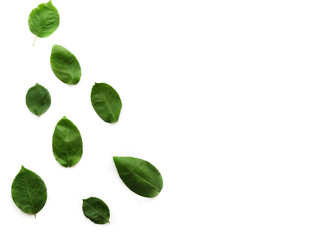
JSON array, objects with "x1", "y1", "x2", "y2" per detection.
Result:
[
  {"x1": 35, "y1": 7, "x2": 48, "y2": 37},
  {"x1": 98, "y1": 88, "x2": 117, "y2": 121},
  {"x1": 122, "y1": 162, "x2": 161, "y2": 192},
  {"x1": 65, "y1": 126, "x2": 71, "y2": 167},
  {"x1": 23, "y1": 175, "x2": 36, "y2": 215}
]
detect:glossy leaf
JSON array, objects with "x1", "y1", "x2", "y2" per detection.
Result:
[
  {"x1": 11, "y1": 166, "x2": 47, "y2": 216},
  {"x1": 113, "y1": 156, "x2": 163, "y2": 198},
  {"x1": 50, "y1": 45, "x2": 81, "y2": 85},
  {"x1": 91, "y1": 83, "x2": 122, "y2": 123},
  {"x1": 52, "y1": 117, "x2": 83, "y2": 167},
  {"x1": 82, "y1": 197, "x2": 110, "y2": 224},
  {"x1": 26, "y1": 83, "x2": 51, "y2": 117},
  {"x1": 28, "y1": 1, "x2": 60, "y2": 45}
]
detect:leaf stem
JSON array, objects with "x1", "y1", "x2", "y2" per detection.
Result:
[{"x1": 33, "y1": 35, "x2": 38, "y2": 46}]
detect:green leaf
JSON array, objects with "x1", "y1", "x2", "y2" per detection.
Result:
[
  {"x1": 26, "y1": 83, "x2": 51, "y2": 117},
  {"x1": 113, "y1": 156, "x2": 163, "y2": 198},
  {"x1": 50, "y1": 45, "x2": 81, "y2": 85},
  {"x1": 28, "y1": 1, "x2": 60, "y2": 45},
  {"x1": 52, "y1": 116, "x2": 83, "y2": 167},
  {"x1": 82, "y1": 197, "x2": 110, "y2": 224},
  {"x1": 91, "y1": 83, "x2": 122, "y2": 123},
  {"x1": 11, "y1": 166, "x2": 47, "y2": 217}
]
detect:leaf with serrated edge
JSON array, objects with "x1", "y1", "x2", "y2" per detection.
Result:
[
  {"x1": 50, "y1": 45, "x2": 81, "y2": 85},
  {"x1": 113, "y1": 156, "x2": 163, "y2": 198},
  {"x1": 83, "y1": 197, "x2": 110, "y2": 224},
  {"x1": 91, "y1": 83, "x2": 122, "y2": 123},
  {"x1": 11, "y1": 166, "x2": 47, "y2": 217},
  {"x1": 28, "y1": 1, "x2": 60, "y2": 45},
  {"x1": 26, "y1": 83, "x2": 51, "y2": 117},
  {"x1": 52, "y1": 116, "x2": 83, "y2": 167}
]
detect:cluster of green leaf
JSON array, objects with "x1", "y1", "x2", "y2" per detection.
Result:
[{"x1": 12, "y1": 1, "x2": 163, "y2": 225}]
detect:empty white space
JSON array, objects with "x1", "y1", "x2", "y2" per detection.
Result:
[{"x1": 0, "y1": 0, "x2": 313, "y2": 239}]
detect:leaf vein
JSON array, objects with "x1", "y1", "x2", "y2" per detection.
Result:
[{"x1": 84, "y1": 201, "x2": 109, "y2": 222}]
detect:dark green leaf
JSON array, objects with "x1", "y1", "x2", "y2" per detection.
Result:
[
  {"x1": 82, "y1": 197, "x2": 110, "y2": 224},
  {"x1": 11, "y1": 166, "x2": 47, "y2": 216},
  {"x1": 52, "y1": 116, "x2": 83, "y2": 167},
  {"x1": 28, "y1": 1, "x2": 60, "y2": 45},
  {"x1": 50, "y1": 45, "x2": 81, "y2": 85},
  {"x1": 91, "y1": 83, "x2": 122, "y2": 123},
  {"x1": 26, "y1": 83, "x2": 51, "y2": 117},
  {"x1": 113, "y1": 156, "x2": 163, "y2": 198}
]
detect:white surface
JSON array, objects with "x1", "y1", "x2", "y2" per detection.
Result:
[{"x1": 0, "y1": 0, "x2": 313, "y2": 239}]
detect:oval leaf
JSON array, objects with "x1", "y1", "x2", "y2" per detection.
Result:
[
  {"x1": 82, "y1": 197, "x2": 110, "y2": 224},
  {"x1": 52, "y1": 116, "x2": 83, "y2": 167},
  {"x1": 11, "y1": 166, "x2": 47, "y2": 216},
  {"x1": 50, "y1": 45, "x2": 81, "y2": 85},
  {"x1": 26, "y1": 83, "x2": 51, "y2": 117},
  {"x1": 91, "y1": 83, "x2": 122, "y2": 123},
  {"x1": 28, "y1": 1, "x2": 60, "y2": 45},
  {"x1": 113, "y1": 156, "x2": 163, "y2": 198}
]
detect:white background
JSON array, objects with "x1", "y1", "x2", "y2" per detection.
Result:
[{"x1": 0, "y1": 0, "x2": 313, "y2": 239}]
